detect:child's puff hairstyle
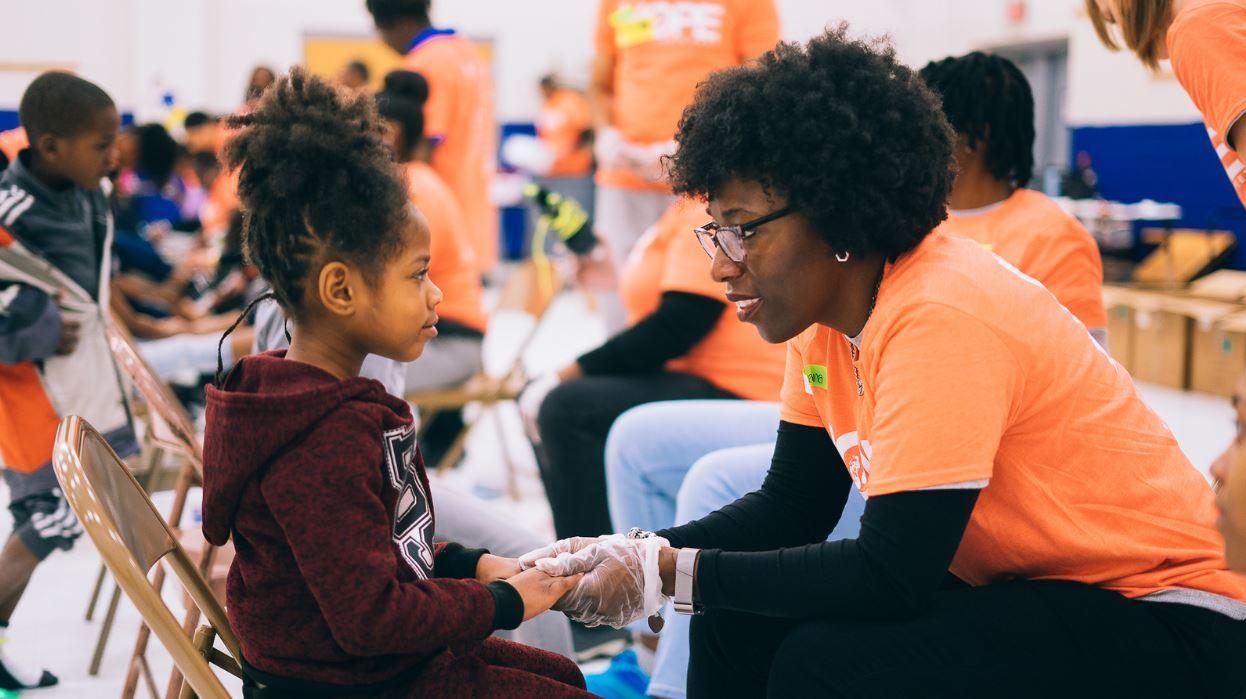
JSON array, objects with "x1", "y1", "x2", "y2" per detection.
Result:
[
  {"x1": 919, "y1": 52, "x2": 1036, "y2": 189},
  {"x1": 666, "y1": 25, "x2": 955, "y2": 262},
  {"x1": 375, "y1": 69, "x2": 430, "y2": 162},
  {"x1": 222, "y1": 67, "x2": 410, "y2": 319}
]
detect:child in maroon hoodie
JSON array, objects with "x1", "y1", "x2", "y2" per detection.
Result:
[{"x1": 200, "y1": 68, "x2": 589, "y2": 698}]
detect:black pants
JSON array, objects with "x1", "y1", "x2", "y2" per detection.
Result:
[
  {"x1": 689, "y1": 579, "x2": 1246, "y2": 698},
  {"x1": 535, "y1": 371, "x2": 736, "y2": 538}
]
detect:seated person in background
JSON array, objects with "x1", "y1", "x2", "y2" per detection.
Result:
[
  {"x1": 528, "y1": 28, "x2": 1246, "y2": 697},
  {"x1": 518, "y1": 198, "x2": 787, "y2": 538},
  {"x1": 1212, "y1": 372, "x2": 1246, "y2": 573},
  {"x1": 920, "y1": 51, "x2": 1107, "y2": 344},
  {"x1": 0, "y1": 71, "x2": 137, "y2": 691},
  {"x1": 205, "y1": 71, "x2": 586, "y2": 695},
  {"x1": 376, "y1": 69, "x2": 489, "y2": 467},
  {"x1": 536, "y1": 74, "x2": 593, "y2": 180},
  {"x1": 340, "y1": 59, "x2": 372, "y2": 93},
  {"x1": 115, "y1": 123, "x2": 205, "y2": 232}
]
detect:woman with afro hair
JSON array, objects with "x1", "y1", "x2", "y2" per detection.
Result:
[{"x1": 525, "y1": 26, "x2": 1246, "y2": 697}]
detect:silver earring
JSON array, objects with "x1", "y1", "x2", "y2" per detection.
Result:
[{"x1": 835, "y1": 251, "x2": 850, "y2": 263}]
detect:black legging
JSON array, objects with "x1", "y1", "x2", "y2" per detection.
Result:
[
  {"x1": 535, "y1": 371, "x2": 736, "y2": 538},
  {"x1": 689, "y1": 578, "x2": 1246, "y2": 698}
]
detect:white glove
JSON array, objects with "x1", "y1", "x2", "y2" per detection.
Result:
[
  {"x1": 517, "y1": 373, "x2": 560, "y2": 444},
  {"x1": 518, "y1": 534, "x2": 621, "y2": 571},
  {"x1": 535, "y1": 536, "x2": 670, "y2": 628},
  {"x1": 594, "y1": 126, "x2": 625, "y2": 171}
]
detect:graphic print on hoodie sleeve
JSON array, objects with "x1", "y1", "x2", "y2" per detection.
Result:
[{"x1": 382, "y1": 424, "x2": 435, "y2": 578}]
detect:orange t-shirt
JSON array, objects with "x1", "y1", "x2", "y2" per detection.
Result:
[
  {"x1": 937, "y1": 189, "x2": 1106, "y2": 329},
  {"x1": 779, "y1": 233, "x2": 1246, "y2": 602},
  {"x1": 537, "y1": 89, "x2": 593, "y2": 178},
  {"x1": 1168, "y1": 0, "x2": 1246, "y2": 208},
  {"x1": 594, "y1": 0, "x2": 779, "y2": 191},
  {"x1": 405, "y1": 31, "x2": 499, "y2": 271},
  {"x1": 618, "y1": 199, "x2": 784, "y2": 400},
  {"x1": 405, "y1": 162, "x2": 487, "y2": 333},
  {"x1": 0, "y1": 128, "x2": 28, "y2": 162}
]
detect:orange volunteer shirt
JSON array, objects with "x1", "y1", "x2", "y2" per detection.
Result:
[
  {"x1": 537, "y1": 89, "x2": 593, "y2": 178},
  {"x1": 405, "y1": 161, "x2": 487, "y2": 333},
  {"x1": 937, "y1": 188, "x2": 1106, "y2": 329},
  {"x1": 0, "y1": 128, "x2": 28, "y2": 162},
  {"x1": 594, "y1": 0, "x2": 779, "y2": 191},
  {"x1": 1168, "y1": 0, "x2": 1246, "y2": 208},
  {"x1": 404, "y1": 29, "x2": 499, "y2": 271},
  {"x1": 619, "y1": 199, "x2": 785, "y2": 400},
  {"x1": 779, "y1": 233, "x2": 1246, "y2": 603}
]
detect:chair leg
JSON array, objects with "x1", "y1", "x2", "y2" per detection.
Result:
[
  {"x1": 85, "y1": 563, "x2": 107, "y2": 621},
  {"x1": 177, "y1": 626, "x2": 215, "y2": 699},
  {"x1": 435, "y1": 422, "x2": 472, "y2": 474},
  {"x1": 137, "y1": 654, "x2": 160, "y2": 699},
  {"x1": 88, "y1": 583, "x2": 122, "y2": 676},
  {"x1": 488, "y1": 406, "x2": 522, "y2": 501},
  {"x1": 121, "y1": 567, "x2": 164, "y2": 699}
]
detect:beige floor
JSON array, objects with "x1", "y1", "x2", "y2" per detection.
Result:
[{"x1": 3, "y1": 289, "x2": 1235, "y2": 698}]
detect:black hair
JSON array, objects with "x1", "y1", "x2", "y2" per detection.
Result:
[
  {"x1": 134, "y1": 123, "x2": 178, "y2": 187},
  {"x1": 184, "y1": 111, "x2": 216, "y2": 130},
  {"x1": 919, "y1": 51, "x2": 1035, "y2": 189},
  {"x1": 365, "y1": 0, "x2": 431, "y2": 26},
  {"x1": 539, "y1": 74, "x2": 557, "y2": 90},
  {"x1": 667, "y1": 25, "x2": 955, "y2": 261},
  {"x1": 19, "y1": 71, "x2": 115, "y2": 142},
  {"x1": 222, "y1": 67, "x2": 410, "y2": 319},
  {"x1": 375, "y1": 69, "x2": 430, "y2": 161},
  {"x1": 346, "y1": 60, "x2": 371, "y2": 82}
]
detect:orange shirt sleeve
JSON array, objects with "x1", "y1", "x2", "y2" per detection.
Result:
[
  {"x1": 595, "y1": 0, "x2": 618, "y2": 59},
  {"x1": 866, "y1": 303, "x2": 1019, "y2": 496},
  {"x1": 778, "y1": 334, "x2": 824, "y2": 428},
  {"x1": 1029, "y1": 220, "x2": 1107, "y2": 329},
  {"x1": 1169, "y1": 2, "x2": 1246, "y2": 146},
  {"x1": 734, "y1": 0, "x2": 781, "y2": 61}
]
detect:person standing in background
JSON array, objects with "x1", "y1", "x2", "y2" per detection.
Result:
[
  {"x1": 1087, "y1": 0, "x2": 1246, "y2": 209},
  {"x1": 589, "y1": 0, "x2": 779, "y2": 329},
  {"x1": 368, "y1": 0, "x2": 499, "y2": 274},
  {"x1": 536, "y1": 75, "x2": 593, "y2": 180},
  {"x1": 339, "y1": 59, "x2": 372, "y2": 93}
]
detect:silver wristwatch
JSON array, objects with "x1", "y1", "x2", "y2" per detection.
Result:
[{"x1": 673, "y1": 548, "x2": 702, "y2": 615}]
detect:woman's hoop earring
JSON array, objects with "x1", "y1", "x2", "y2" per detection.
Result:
[{"x1": 835, "y1": 251, "x2": 850, "y2": 263}]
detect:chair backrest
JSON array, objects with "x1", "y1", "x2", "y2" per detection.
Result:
[
  {"x1": 53, "y1": 416, "x2": 239, "y2": 699},
  {"x1": 105, "y1": 321, "x2": 204, "y2": 473}
]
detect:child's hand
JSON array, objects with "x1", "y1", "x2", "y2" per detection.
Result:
[
  {"x1": 475, "y1": 554, "x2": 521, "y2": 583},
  {"x1": 505, "y1": 568, "x2": 585, "y2": 622}
]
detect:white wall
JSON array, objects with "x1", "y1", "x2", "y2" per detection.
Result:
[{"x1": 0, "y1": 0, "x2": 1200, "y2": 127}]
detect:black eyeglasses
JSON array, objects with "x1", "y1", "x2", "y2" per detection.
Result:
[{"x1": 693, "y1": 207, "x2": 793, "y2": 263}]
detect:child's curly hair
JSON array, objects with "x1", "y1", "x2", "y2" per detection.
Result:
[{"x1": 223, "y1": 67, "x2": 410, "y2": 318}]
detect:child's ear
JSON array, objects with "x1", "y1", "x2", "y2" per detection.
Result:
[
  {"x1": 317, "y1": 261, "x2": 357, "y2": 317},
  {"x1": 36, "y1": 133, "x2": 61, "y2": 161}
]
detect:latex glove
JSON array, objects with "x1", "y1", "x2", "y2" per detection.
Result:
[
  {"x1": 518, "y1": 534, "x2": 621, "y2": 571},
  {"x1": 517, "y1": 373, "x2": 560, "y2": 444},
  {"x1": 535, "y1": 536, "x2": 669, "y2": 628},
  {"x1": 594, "y1": 126, "x2": 625, "y2": 171}
]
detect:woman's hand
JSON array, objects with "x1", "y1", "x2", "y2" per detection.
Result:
[
  {"x1": 518, "y1": 534, "x2": 620, "y2": 571},
  {"x1": 505, "y1": 568, "x2": 585, "y2": 622},
  {"x1": 534, "y1": 535, "x2": 670, "y2": 628},
  {"x1": 475, "y1": 554, "x2": 521, "y2": 583}
]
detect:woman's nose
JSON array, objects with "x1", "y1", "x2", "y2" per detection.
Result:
[{"x1": 710, "y1": 245, "x2": 744, "y2": 282}]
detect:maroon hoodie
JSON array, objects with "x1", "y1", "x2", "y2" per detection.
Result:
[{"x1": 202, "y1": 351, "x2": 523, "y2": 686}]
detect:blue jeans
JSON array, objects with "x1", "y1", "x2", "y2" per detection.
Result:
[{"x1": 605, "y1": 400, "x2": 865, "y2": 699}]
